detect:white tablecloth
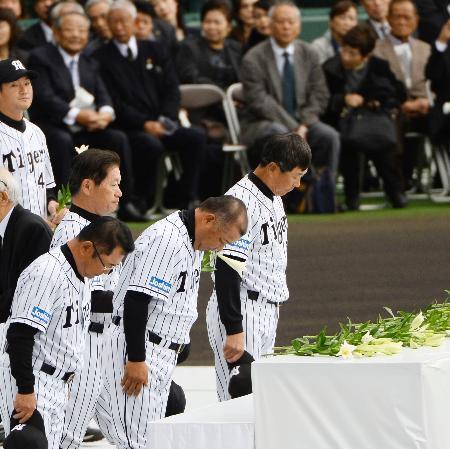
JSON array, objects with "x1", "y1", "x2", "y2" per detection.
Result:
[
  {"x1": 149, "y1": 394, "x2": 254, "y2": 449},
  {"x1": 252, "y1": 341, "x2": 450, "y2": 449}
]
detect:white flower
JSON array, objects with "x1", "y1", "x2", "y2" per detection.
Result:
[
  {"x1": 361, "y1": 331, "x2": 374, "y2": 344},
  {"x1": 410, "y1": 312, "x2": 424, "y2": 331},
  {"x1": 337, "y1": 341, "x2": 356, "y2": 359},
  {"x1": 75, "y1": 144, "x2": 89, "y2": 154},
  {"x1": 216, "y1": 253, "x2": 246, "y2": 277}
]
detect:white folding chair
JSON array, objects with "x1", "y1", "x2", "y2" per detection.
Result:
[{"x1": 179, "y1": 84, "x2": 249, "y2": 192}]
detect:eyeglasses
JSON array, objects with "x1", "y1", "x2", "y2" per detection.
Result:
[{"x1": 92, "y1": 242, "x2": 118, "y2": 272}]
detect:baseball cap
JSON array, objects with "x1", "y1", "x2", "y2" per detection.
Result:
[
  {"x1": 165, "y1": 380, "x2": 186, "y2": 417},
  {"x1": 0, "y1": 59, "x2": 37, "y2": 85},
  {"x1": 227, "y1": 350, "x2": 255, "y2": 399},
  {"x1": 4, "y1": 409, "x2": 48, "y2": 449}
]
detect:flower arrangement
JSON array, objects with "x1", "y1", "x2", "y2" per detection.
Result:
[
  {"x1": 274, "y1": 292, "x2": 450, "y2": 359},
  {"x1": 57, "y1": 183, "x2": 71, "y2": 212}
]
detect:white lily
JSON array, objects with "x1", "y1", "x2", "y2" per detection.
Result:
[
  {"x1": 410, "y1": 312, "x2": 424, "y2": 331},
  {"x1": 216, "y1": 253, "x2": 246, "y2": 277},
  {"x1": 75, "y1": 144, "x2": 89, "y2": 154},
  {"x1": 337, "y1": 341, "x2": 356, "y2": 359},
  {"x1": 361, "y1": 331, "x2": 374, "y2": 344}
]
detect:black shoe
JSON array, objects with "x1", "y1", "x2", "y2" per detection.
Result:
[
  {"x1": 117, "y1": 202, "x2": 148, "y2": 222},
  {"x1": 83, "y1": 427, "x2": 104, "y2": 443},
  {"x1": 390, "y1": 192, "x2": 408, "y2": 208}
]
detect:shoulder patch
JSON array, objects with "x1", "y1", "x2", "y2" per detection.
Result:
[{"x1": 149, "y1": 276, "x2": 172, "y2": 294}]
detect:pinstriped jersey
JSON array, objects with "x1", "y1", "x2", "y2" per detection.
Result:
[
  {"x1": 50, "y1": 210, "x2": 119, "y2": 292},
  {"x1": 0, "y1": 118, "x2": 55, "y2": 218},
  {"x1": 113, "y1": 211, "x2": 202, "y2": 344},
  {"x1": 8, "y1": 247, "x2": 91, "y2": 374},
  {"x1": 218, "y1": 174, "x2": 289, "y2": 304}
]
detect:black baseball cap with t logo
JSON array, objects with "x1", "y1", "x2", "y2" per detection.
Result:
[
  {"x1": 4, "y1": 409, "x2": 48, "y2": 449},
  {"x1": 0, "y1": 59, "x2": 37, "y2": 84}
]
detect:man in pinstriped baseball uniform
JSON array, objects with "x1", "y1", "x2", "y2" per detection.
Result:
[
  {"x1": 0, "y1": 58, "x2": 60, "y2": 222},
  {"x1": 0, "y1": 217, "x2": 134, "y2": 449},
  {"x1": 50, "y1": 148, "x2": 122, "y2": 448},
  {"x1": 206, "y1": 133, "x2": 311, "y2": 401},
  {"x1": 96, "y1": 197, "x2": 247, "y2": 449}
]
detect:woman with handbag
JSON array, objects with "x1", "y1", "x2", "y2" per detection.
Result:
[{"x1": 323, "y1": 24, "x2": 408, "y2": 210}]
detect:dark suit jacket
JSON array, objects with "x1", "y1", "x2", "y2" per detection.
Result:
[
  {"x1": 153, "y1": 19, "x2": 180, "y2": 58},
  {"x1": 27, "y1": 43, "x2": 113, "y2": 127},
  {"x1": 176, "y1": 36, "x2": 241, "y2": 89},
  {"x1": 322, "y1": 55, "x2": 407, "y2": 129},
  {"x1": 425, "y1": 43, "x2": 450, "y2": 142},
  {"x1": 416, "y1": 0, "x2": 450, "y2": 44},
  {"x1": 17, "y1": 21, "x2": 49, "y2": 52},
  {"x1": 0, "y1": 205, "x2": 52, "y2": 322},
  {"x1": 94, "y1": 40, "x2": 180, "y2": 130}
]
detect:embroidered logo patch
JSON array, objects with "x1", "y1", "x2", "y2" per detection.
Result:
[
  {"x1": 31, "y1": 306, "x2": 52, "y2": 324},
  {"x1": 149, "y1": 276, "x2": 172, "y2": 294}
]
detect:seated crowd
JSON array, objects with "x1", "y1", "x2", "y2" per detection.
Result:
[{"x1": 0, "y1": 0, "x2": 449, "y2": 216}]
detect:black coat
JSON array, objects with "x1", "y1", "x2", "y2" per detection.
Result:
[
  {"x1": 416, "y1": 0, "x2": 450, "y2": 45},
  {"x1": 425, "y1": 43, "x2": 450, "y2": 142},
  {"x1": 175, "y1": 36, "x2": 241, "y2": 89},
  {"x1": 0, "y1": 205, "x2": 52, "y2": 322},
  {"x1": 93, "y1": 40, "x2": 180, "y2": 130},
  {"x1": 17, "y1": 21, "x2": 48, "y2": 51},
  {"x1": 27, "y1": 43, "x2": 113, "y2": 127},
  {"x1": 322, "y1": 55, "x2": 407, "y2": 128}
]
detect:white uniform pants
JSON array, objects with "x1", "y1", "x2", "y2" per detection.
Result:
[
  {"x1": 96, "y1": 324, "x2": 177, "y2": 449},
  {"x1": 206, "y1": 291, "x2": 279, "y2": 401},
  {"x1": 0, "y1": 362, "x2": 70, "y2": 449}
]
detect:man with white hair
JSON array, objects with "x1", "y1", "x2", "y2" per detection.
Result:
[{"x1": 85, "y1": 0, "x2": 113, "y2": 55}]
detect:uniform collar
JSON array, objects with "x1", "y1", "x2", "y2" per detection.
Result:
[
  {"x1": 60, "y1": 243, "x2": 84, "y2": 282},
  {"x1": 178, "y1": 208, "x2": 195, "y2": 246},
  {"x1": 0, "y1": 109, "x2": 25, "y2": 132},
  {"x1": 70, "y1": 203, "x2": 100, "y2": 223},
  {"x1": 248, "y1": 172, "x2": 274, "y2": 201}
]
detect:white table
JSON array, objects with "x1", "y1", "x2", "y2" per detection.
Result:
[
  {"x1": 252, "y1": 341, "x2": 450, "y2": 449},
  {"x1": 149, "y1": 394, "x2": 254, "y2": 449}
]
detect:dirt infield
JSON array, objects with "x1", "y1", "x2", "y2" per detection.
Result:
[{"x1": 188, "y1": 213, "x2": 450, "y2": 365}]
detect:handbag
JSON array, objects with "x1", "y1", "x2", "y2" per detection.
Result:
[{"x1": 340, "y1": 107, "x2": 397, "y2": 153}]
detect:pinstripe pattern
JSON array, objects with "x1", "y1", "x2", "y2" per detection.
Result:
[
  {"x1": 207, "y1": 174, "x2": 287, "y2": 401},
  {"x1": 51, "y1": 210, "x2": 119, "y2": 449},
  {"x1": 0, "y1": 119, "x2": 55, "y2": 218}
]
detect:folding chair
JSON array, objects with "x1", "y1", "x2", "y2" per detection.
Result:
[{"x1": 179, "y1": 84, "x2": 249, "y2": 192}]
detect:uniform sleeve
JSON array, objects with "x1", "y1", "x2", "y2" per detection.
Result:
[
  {"x1": 9, "y1": 260, "x2": 61, "y2": 333},
  {"x1": 126, "y1": 229, "x2": 179, "y2": 301}
]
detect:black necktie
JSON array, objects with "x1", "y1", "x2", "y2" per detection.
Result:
[
  {"x1": 282, "y1": 51, "x2": 296, "y2": 117},
  {"x1": 127, "y1": 46, "x2": 133, "y2": 61}
]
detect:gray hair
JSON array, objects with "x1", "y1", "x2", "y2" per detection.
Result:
[
  {"x1": 268, "y1": 1, "x2": 301, "y2": 20},
  {"x1": 0, "y1": 168, "x2": 20, "y2": 205},
  {"x1": 51, "y1": 1, "x2": 86, "y2": 25},
  {"x1": 85, "y1": 0, "x2": 112, "y2": 14},
  {"x1": 109, "y1": 0, "x2": 137, "y2": 19}
]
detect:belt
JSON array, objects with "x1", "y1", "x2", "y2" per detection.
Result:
[
  {"x1": 112, "y1": 316, "x2": 185, "y2": 354},
  {"x1": 88, "y1": 322, "x2": 104, "y2": 333},
  {"x1": 40, "y1": 362, "x2": 75, "y2": 383},
  {"x1": 247, "y1": 290, "x2": 279, "y2": 306}
]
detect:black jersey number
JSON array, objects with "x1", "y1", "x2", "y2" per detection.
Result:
[
  {"x1": 38, "y1": 172, "x2": 44, "y2": 187},
  {"x1": 176, "y1": 271, "x2": 188, "y2": 293}
]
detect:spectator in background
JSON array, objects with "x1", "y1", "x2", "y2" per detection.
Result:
[
  {"x1": 17, "y1": 0, "x2": 55, "y2": 51},
  {"x1": 243, "y1": 0, "x2": 271, "y2": 54},
  {"x1": 0, "y1": 0, "x2": 20, "y2": 18},
  {"x1": 151, "y1": 0, "x2": 192, "y2": 41},
  {"x1": 425, "y1": 18, "x2": 450, "y2": 144},
  {"x1": 176, "y1": 0, "x2": 240, "y2": 89},
  {"x1": 416, "y1": 0, "x2": 449, "y2": 45},
  {"x1": 94, "y1": 0, "x2": 207, "y2": 209},
  {"x1": 374, "y1": 0, "x2": 431, "y2": 190},
  {"x1": 311, "y1": 0, "x2": 358, "y2": 64},
  {"x1": 361, "y1": 0, "x2": 391, "y2": 39},
  {"x1": 28, "y1": 11, "x2": 146, "y2": 221},
  {"x1": 0, "y1": 8, "x2": 26, "y2": 61},
  {"x1": 323, "y1": 24, "x2": 407, "y2": 210},
  {"x1": 230, "y1": 0, "x2": 257, "y2": 44},
  {"x1": 85, "y1": 0, "x2": 112, "y2": 55},
  {"x1": 135, "y1": 0, "x2": 179, "y2": 57},
  {"x1": 240, "y1": 1, "x2": 340, "y2": 181},
  {"x1": 50, "y1": 0, "x2": 85, "y2": 24}
]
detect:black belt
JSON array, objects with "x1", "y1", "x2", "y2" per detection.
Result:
[
  {"x1": 88, "y1": 322, "x2": 105, "y2": 333},
  {"x1": 112, "y1": 316, "x2": 185, "y2": 354},
  {"x1": 40, "y1": 362, "x2": 75, "y2": 383},
  {"x1": 247, "y1": 290, "x2": 279, "y2": 306}
]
